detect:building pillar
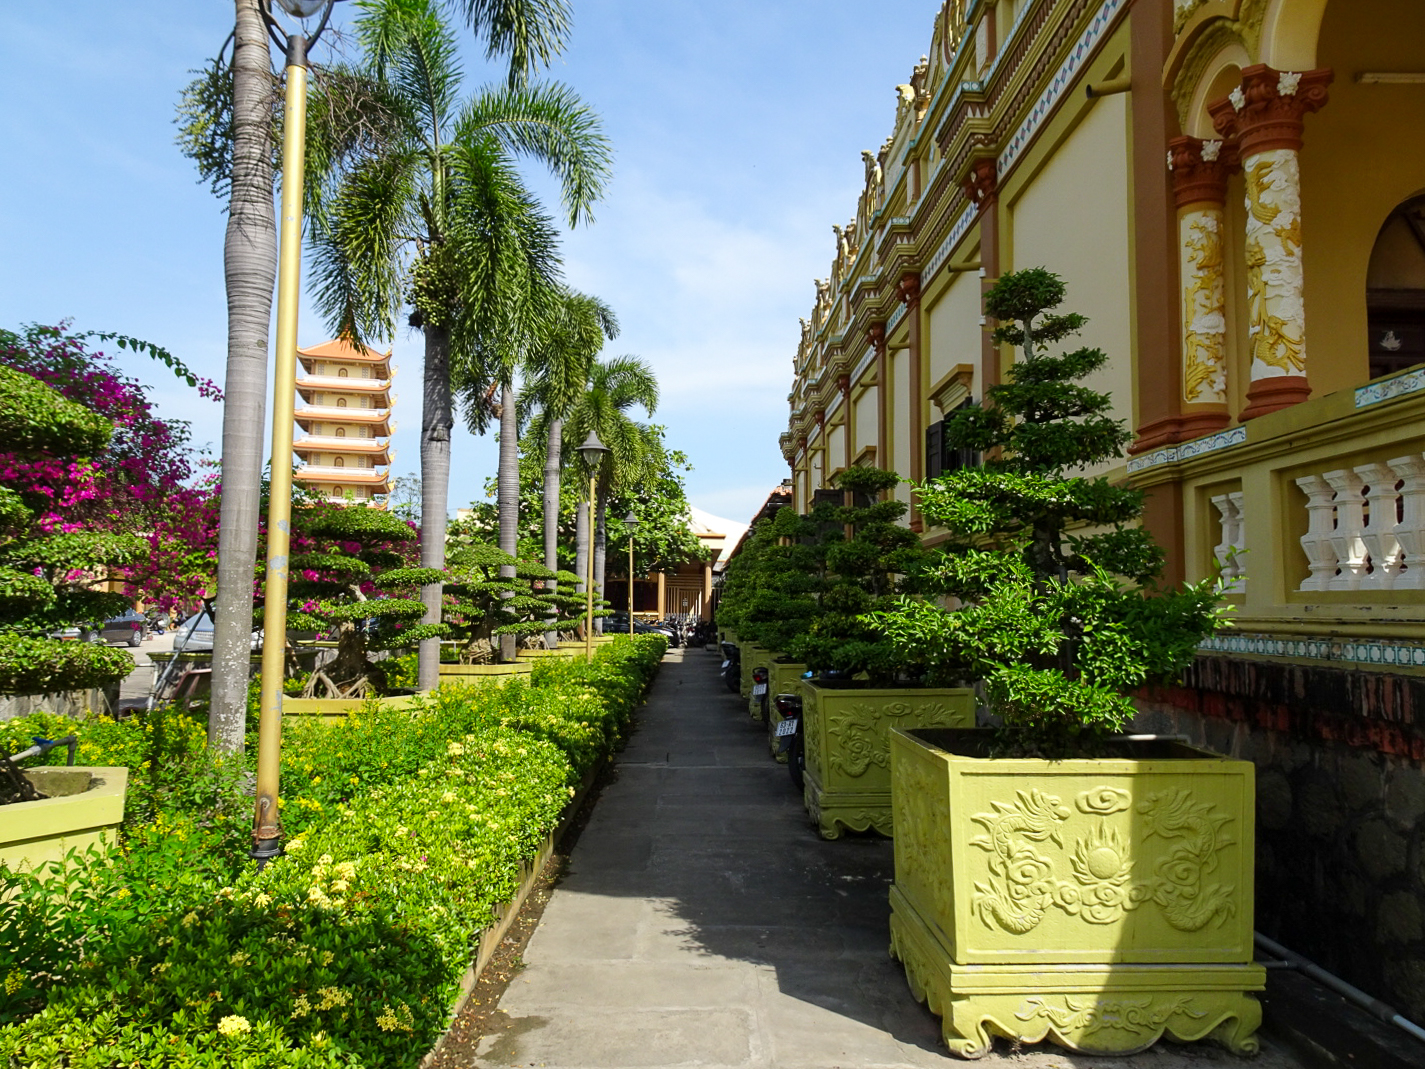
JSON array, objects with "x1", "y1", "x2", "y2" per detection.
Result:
[
  {"x1": 963, "y1": 157, "x2": 1001, "y2": 394},
  {"x1": 899, "y1": 273, "x2": 925, "y2": 530},
  {"x1": 702, "y1": 562, "x2": 713, "y2": 620},
  {"x1": 1167, "y1": 135, "x2": 1238, "y2": 438},
  {"x1": 869, "y1": 324, "x2": 888, "y2": 475},
  {"x1": 1210, "y1": 65, "x2": 1332, "y2": 421},
  {"x1": 656, "y1": 570, "x2": 666, "y2": 618},
  {"x1": 838, "y1": 375, "x2": 853, "y2": 472}
]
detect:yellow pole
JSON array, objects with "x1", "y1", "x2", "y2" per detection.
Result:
[
  {"x1": 628, "y1": 536, "x2": 635, "y2": 636},
  {"x1": 252, "y1": 47, "x2": 309, "y2": 862},
  {"x1": 585, "y1": 474, "x2": 597, "y2": 660}
]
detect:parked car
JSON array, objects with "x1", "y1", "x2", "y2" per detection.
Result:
[
  {"x1": 99, "y1": 610, "x2": 147, "y2": 647},
  {"x1": 174, "y1": 611, "x2": 260, "y2": 652}
]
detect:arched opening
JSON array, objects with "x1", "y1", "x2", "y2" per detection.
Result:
[
  {"x1": 337, "y1": 397, "x2": 347, "y2": 408},
  {"x1": 334, "y1": 456, "x2": 345, "y2": 467},
  {"x1": 337, "y1": 367, "x2": 349, "y2": 378},
  {"x1": 1367, "y1": 193, "x2": 1425, "y2": 379},
  {"x1": 335, "y1": 427, "x2": 346, "y2": 438}
]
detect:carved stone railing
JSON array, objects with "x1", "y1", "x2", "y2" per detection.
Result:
[{"x1": 1295, "y1": 458, "x2": 1425, "y2": 592}]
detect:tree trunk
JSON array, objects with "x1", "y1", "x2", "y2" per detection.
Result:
[
  {"x1": 497, "y1": 381, "x2": 519, "y2": 661},
  {"x1": 574, "y1": 484, "x2": 588, "y2": 637},
  {"x1": 417, "y1": 323, "x2": 453, "y2": 691},
  {"x1": 210, "y1": 0, "x2": 277, "y2": 754},
  {"x1": 542, "y1": 416, "x2": 562, "y2": 647},
  {"x1": 593, "y1": 495, "x2": 607, "y2": 635}
]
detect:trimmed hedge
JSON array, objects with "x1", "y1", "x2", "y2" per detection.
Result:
[{"x1": 0, "y1": 633, "x2": 666, "y2": 1067}]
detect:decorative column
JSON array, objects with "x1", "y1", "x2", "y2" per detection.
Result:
[
  {"x1": 868, "y1": 323, "x2": 888, "y2": 475},
  {"x1": 1210, "y1": 65, "x2": 1332, "y2": 421},
  {"x1": 963, "y1": 157, "x2": 1001, "y2": 394},
  {"x1": 701, "y1": 562, "x2": 713, "y2": 621},
  {"x1": 899, "y1": 272, "x2": 925, "y2": 531},
  {"x1": 656, "y1": 570, "x2": 666, "y2": 618},
  {"x1": 838, "y1": 374, "x2": 853, "y2": 474},
  {"x1": 1168, "y1": 135, "x2": 1238, "y2": 439}
]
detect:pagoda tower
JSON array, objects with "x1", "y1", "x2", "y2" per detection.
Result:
[{"x1": 293, "y1": 339, "x2": 395, "y2": 503}]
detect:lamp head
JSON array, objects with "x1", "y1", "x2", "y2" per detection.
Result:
[
  {"x1": 275, "y1": 0, "x2": 328, "y2": 15},
  {"x1": 578, "y1": 430, "x2": 610, "y2": 467},
  {"x1": 623, "y1": 510, "x2": 640, "y2": 530}
]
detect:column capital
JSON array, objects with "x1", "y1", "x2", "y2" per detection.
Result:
[
  {"x1": 836, "y1": 373, "x2": 851, "y2": 397},
  {"x1": 898, "y1": 272, "x2": 922, "y2": 307},
  {"x1": 1167, "y1": 135, "x2": 1240, "y2": 209},
  {"x1": 1209, "y1": 65, "x2": 1332, "y2": 157},
  {"x1": 814, "y1": 409, "x2": 825, "y2": 429},
  {"x1": 866, "y1": 323, "x2": 887, "y2": 354},
  {"x1": 962, "y1": 156, "x2": 998, "y2": 209}
]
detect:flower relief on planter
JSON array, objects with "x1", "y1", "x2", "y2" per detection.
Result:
[
  {"x1": 970, "y1": 785, "x2": 1237, "y2": 935},
  {"x1": 870, "y1": 268, "x2": 1256, "y2": 1058}
]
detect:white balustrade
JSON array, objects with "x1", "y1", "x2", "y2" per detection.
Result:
[
  {"x1": 1295, "y1": 459, "x2": 1418, "y2": 592},
  {"x1": 1211, "y1": 491, "x2": 1245, "y2": 593}
]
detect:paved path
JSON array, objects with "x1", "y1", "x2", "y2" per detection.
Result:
[{"x1": 473, "y1": 648, "x2": 1304, "y2": 1069}]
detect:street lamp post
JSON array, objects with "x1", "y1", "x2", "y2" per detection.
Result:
[
  {"x1": 252, "y1": 0, "x2": 337, "y2": 865},
  {"x1": 622, "y1": 511, "x2": 640, "y2": 636},
  {"x1": 577, "y1": 432, "x2": 610, "y2": 661}
]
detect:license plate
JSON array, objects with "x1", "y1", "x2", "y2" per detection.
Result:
[
  {"x1": 721, "y1": 660, "x2": 730, "y2": 669},
  {"x1": 752, "y1": 683, "x2": 767, "y2": 697},
  {"x1": 775, "y1": 718, "x2": 798, "y2": 737}
]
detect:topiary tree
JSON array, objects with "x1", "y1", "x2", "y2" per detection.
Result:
[
  {"x1": 783, "y1": 466, "x2": 933, "y2": 684},
  {"x1": 870, "y1": 268, "x2": 1223, "y2": 754},
  {"x1": 0, "y1": 365, "x2": 142, "y2": 695},
  {"x1": 283, "y1": 504, "x2": 446, "y2": 698},
  {"x1": 720, "y1": 504, "x2": 825, "y2": 655}
]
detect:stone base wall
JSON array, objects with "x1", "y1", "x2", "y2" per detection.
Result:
[
  {"x1": 1135, "y1": 654, "x2": 1425, "y2": 1023},
  {"x1": 0, "y1": 688, "x2": 113, "y2": 723}
]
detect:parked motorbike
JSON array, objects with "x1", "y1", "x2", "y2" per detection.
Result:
[
  {"x1": 774, "y1": 692, "x2": 805, "y2": 791},
  {"x1": 751, "y1": 665, "x2": 771, "y2": 722},
  {"x1": 719, "y1": 641, "x2": 740, "y2": 693}
]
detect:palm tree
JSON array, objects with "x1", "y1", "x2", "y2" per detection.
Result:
[
  {"x1": 309, "y1": 0, "x2": 610, "y2": 690},
  {"x1": 195, "y1": 0, "x2": 581, "y2": 747},
  {"x1": 519, "y1": 289, "x2": 618, "y2": 644},
  {"x1": 560, "y1": 356, "x2": 660, "y2": 630}
]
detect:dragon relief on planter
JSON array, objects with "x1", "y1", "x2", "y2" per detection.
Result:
[
  {"x1": 826, "y1": 701, "x2": 961, "y2": 778},
  {"x1": 970, "y1": 786, "x2": 1238, "y2": 934},
  {"x1": 1016, "y1": 994, "x2": 1206, "y2": 1037}
]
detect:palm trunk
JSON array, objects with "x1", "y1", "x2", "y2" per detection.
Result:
[
  {"x1": 542, "y1": 416, "x2": 562, "y2": 647},
  {"x1": 497, "y1": 381, "x2": 519, "y2": 661},
  {"x1": 593, "y1": 495, "x2": 607, "y2": 635},
  {"x1": 574, "y1": 486, "x2": 588, "y2": 637},
  {"x1": 210, "y1": 0, "x2": 277, "y2": 753},
  {"x1": 417, "y1": 323, "x2": 453, "y2": 691}
]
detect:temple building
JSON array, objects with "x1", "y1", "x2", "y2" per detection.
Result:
[
  {"x1": 293, "y1": 339, "x2": 395, "y2": 504},
  {"x1": 778, "y1": 0, "x2": 1425, "y2": 1027}
]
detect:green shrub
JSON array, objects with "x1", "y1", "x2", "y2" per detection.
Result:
[{"x1": 0, "y1": 634, "x2": 667, "y2": 1066}]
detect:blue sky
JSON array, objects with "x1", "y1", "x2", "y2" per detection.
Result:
[{"x1": 0, "y1": 1, "x2": 936, "y2": 525}]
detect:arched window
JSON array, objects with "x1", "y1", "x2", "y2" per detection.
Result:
[
  {"x1": 1367, "y1": 193, "x2": 1425, "y2": 380},
  {"x1": 337, "y1": 367, "x2": 349, "y2": 378},
  {"x1": 334, "y1": 456, "x2": 345, "y2": 467},
  {"x1": 337, "y1": 397, "x2": 347, "y2": 408},
  {"x1": 335, "y1": 427, "x2": 346, "y2": 438}
]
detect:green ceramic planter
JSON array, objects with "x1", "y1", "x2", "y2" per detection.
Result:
[
  {"x1": 799, "y1": 680, "x2": 974, "y2": 839},
  {"x1": 759, "y1": 660, "x2": 806, "y2": 760},
  {"x1": 1, "y1": 767, "x2": 128, "y2": 873},
  {"x1": 738, "y1": 643, "x2": 771, "y2": 701},
  {"x1": 888, "y1": 727, "x2": 1263, "y2": 1058}
]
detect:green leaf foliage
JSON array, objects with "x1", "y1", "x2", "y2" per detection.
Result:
[
  {"x1": 0, "y1": 365, "x2": 111, "y2": 457},
  {"x1": 869, "y1": 269, "x2": 1224, "y2": 752}
]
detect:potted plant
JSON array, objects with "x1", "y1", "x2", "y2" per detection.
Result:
[
  {"x1": 871, "y1": 269, "x2": 1257, "y2": 1057},
  {"x1": 783, "y1": 467, "x2": 975, "y2": 839}
]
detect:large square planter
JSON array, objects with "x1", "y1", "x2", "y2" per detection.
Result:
[
  {"x1": 799, "y1": 681, "x2": 975, "y2": 839},
  {"x1": 439, "y1": 662, "x2": 534, "y2": 678},
  {"x1": 738, "y1": 643, "x2": 770, "y2": 701},
  {"x1": 1, "y1": 766, "x2": 128, "y2": 873},
  {"x1": 760, "y1": 660, "x2": 806, "y2": 759},
  {"x1": 887, "y1": 727, "x2": 1263, "y2": 1058},
  {"x1": 283, "y1": 695, "x2": 421, "y2": 722}
]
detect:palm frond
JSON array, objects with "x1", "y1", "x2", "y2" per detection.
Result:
[
  {"x1": 453, "y1": 0, "x2": 573, "y2": 87},
  {"x1": 456, "y1": 82, "x2": 612, "y2": 226}
]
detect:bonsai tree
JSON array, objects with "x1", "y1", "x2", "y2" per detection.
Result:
[
  {"x1": 0, "y1": 364, "x2": 142, "y2": 695},
  {"x1": 784, "y1": 466, "x2": 933, "y2": 684},
  {"x1": 870, "y1": 268, "x2": 1223, "y2": 754},
  {"x1": 721, "y1": 505, "x2": 824, "y2": 655},
  {"x1": 284, "y1": 503, "x2": 446, "y2": 698}
]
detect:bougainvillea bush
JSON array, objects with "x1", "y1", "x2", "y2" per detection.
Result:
[{"x1": 0, "y1": 634, "x2": 665, "y2": 1067}]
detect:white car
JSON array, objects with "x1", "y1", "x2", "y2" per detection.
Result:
[{"x1": 174, "y1": 612, "x2": 260, "y2": 652}]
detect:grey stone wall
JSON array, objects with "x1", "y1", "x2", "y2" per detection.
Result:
[
  {"x1": 0, "y1": 688, "x2": 112, "y2": 723},
  {"x1": 1136, "y1": 654, "x2": 1425, "y2": 1023}
]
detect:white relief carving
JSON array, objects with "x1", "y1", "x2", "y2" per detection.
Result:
[
  {"x1": 1201, "y1": 140, "x2": 1223, "y2": 162},
  {"x1": 1180, "y1": 208, "x2": 1228, "y2": 404},
  {"x1": 1244, "y1": 149, "x2": 1307, "y2": 380},
  {"x1": 1229, "y1": 86, "x2": 1245, "y2": 111},
  {"x1": 1277, "y1": 71, "x2": 1302, "y2": 96}
]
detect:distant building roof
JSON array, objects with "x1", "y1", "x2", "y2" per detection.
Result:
[
  {"x1": 717, "y1": 484, "x2": 793, "y2": 571},
  {"x1": 298, "y1": 339, "x2": 390, "y2": 362}
]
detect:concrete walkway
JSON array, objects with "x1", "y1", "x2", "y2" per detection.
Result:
[{"x1": 473, "y1": 649, "x2": 1305, "y2": 1069}]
